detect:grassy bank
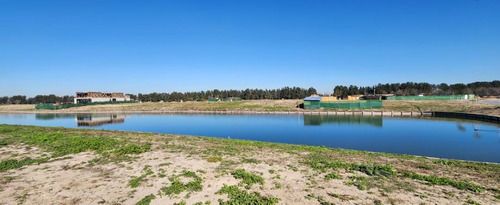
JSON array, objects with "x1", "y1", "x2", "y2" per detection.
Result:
[
  {"x1": 1, "y1": 124, "x2": 499, "y2": 204},
  {"x1": 1, "y1": 100, "x2": 499, "y2": 117}
]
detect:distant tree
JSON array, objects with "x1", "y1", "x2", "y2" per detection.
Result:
[
  {"x1": 9, "y1": 95, "x2": 26, "y2": 104},
  {"x1": 0, "y1": 96, "x2": 8, "y2": 104}
]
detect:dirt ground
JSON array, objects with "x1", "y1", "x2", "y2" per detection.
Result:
[{"x1": 1, "y1": 126, "x2": 499, "y2": 205}]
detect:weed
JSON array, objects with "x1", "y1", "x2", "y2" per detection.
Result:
[
  {"x1": 401, "y1": 171, "x2": 484, "y2": 193},
  {"x1": 16, "y1": 190, "x2": 29, "y2": 204},
  {"x1": 242, "y1": 158, "x2": 260, "y2": 164},
  {"x1": 347, "y1": 176, "x2": 368, "y2": 191},
  {"x1": 114, "y1": 144, "x2": 151, "y2": 155},
  {"x1": 268, "y1": 169, "x2": 275, "y2": 174},
  {"x1": 173, "y1": 200, "x2": 186, "y2": 205},
  {"x1": 216, "y1": 184, "x2": 279, "y2": 205},
  {"x1": 129, "y1": 166, "x2": 154, "y2": 188},
  {"x1": 231, "y1": 169, "x2": 264, "y2": 189},
  {"x1": 136, "y1": 194, "x2": 155, "y2": 205},
  {"x1": 466, "y1": 199, "x2": 481, "y2": 205},
  {"x1": 207, "y1": 156, "x2": 222, "y2": 163},
  {"x1": 325, "y1": 172, "x2": 342, "y2": 180},
  {"x1": 160, "y1": 171, "x2": 202, "y2": 196},
  {"x1": 0, "y1": 157, "x2": 49, "y2": 172},
  {"x1": 287, "y1": 165, "x2": 299, "y2": 172},
  {"x1": 443, "y1": 190, "x2": 456, "y2": 198},
  {"x1": 273, "y1": 181, "x2": 283, "y2": 189},
  {"x1": 327, "y1": 192, "x2": 354, "y2": 201}
]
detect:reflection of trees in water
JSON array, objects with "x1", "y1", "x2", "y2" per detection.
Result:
[
  {"x1": 456, "y1": 123, "x2": 466, "y2": 132},
  {"x1": 303, "y1": 115, "x2": 383, "y2": 127}
]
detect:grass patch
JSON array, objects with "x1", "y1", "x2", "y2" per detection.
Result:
[
  {"x1": 129, "y1": 166, "x2": 154, "y2": 188},
  {"x1": 216, "y1": 184, "x2": 279, "y2": 205},
  {"x1": 114, "y1": 144, "x2": 151, "y2": 155},
  {"x1": 401, "y1": 171, "x2": 484, "y2": 193},
  {"x1": 0, "y1": 125, "x2": 153, "y2": 170},
  {"x1": 231, "y1": 169, "x2": 264, "y2": 189},
  {"x1": 325, "y1": 172, "x2": 342, "y2": 180},
  {"x1": 136, "y1": 194, "x2": 156, "y2": 205},
  {"x1": 160, "y1": 171, "x2": 203, "y2": 196},
  {"x1": 0, "y1": 157, "x2": 49, "y2": 172},
  {"x1": 207, "y1": 156, "x2": 222, "y2": 163},
  {"x1": 347, "y1": 176, "x2": 368, "y2": 191},
  {"x1": 241, "y1": 158, "x2": 260, "y2": 164}
]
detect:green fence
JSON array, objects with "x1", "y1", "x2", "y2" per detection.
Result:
[
  {"x1": 304, "y1": 100, "x2": 383, "y2": 110},
  {"x1": 385, "y1": 95, "x2": 475, "y2": 100},
  {"x1": 304, "y1": 100, "x2": 320, "y2": 109},
  {"x1": 35, "y1": 101, "x2": 136, "y2": 110}
]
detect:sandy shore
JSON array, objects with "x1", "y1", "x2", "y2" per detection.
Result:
[{"x1": 1, "y1": 125, "x2": 499, "y2": 205}]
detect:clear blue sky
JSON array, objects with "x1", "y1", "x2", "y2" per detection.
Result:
[{"x1": 1, "y1": 0, "x2": 499, "y2": 96}]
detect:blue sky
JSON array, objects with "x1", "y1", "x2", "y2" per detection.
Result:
[{"x1": 1, "y1": 0, "x2": 499, "y2": 96}]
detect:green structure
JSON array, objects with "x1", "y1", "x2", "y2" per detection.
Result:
[
  {"x1": 304, "y1": 97, "x2": 383, "y2": 110},
  {"x1": 384, "y1": 94, "x2": 475, "y2": 100},
  {"x1": 35, "y1": 100, "x2": 136, "y2": 110}
]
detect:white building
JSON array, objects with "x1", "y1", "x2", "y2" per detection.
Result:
[{"x1": 74, "y1": 92, "x2": 130, "y2": 104}]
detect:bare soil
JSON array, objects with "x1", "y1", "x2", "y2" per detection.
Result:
[{"x1": 1, "y1": 127, "x2": 499, "y2": 205}]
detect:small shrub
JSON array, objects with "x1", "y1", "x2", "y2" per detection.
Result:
[{"x1": 231, "y1": 169, "x2": 264, "y2": 189}]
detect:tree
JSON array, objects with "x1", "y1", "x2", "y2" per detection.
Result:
[
  {"x1": 0, "y1": 96, "x2": 8, "y2": 104},
  {"x1": 9, "y1": 95, "x2": 26, "y2": 104}
]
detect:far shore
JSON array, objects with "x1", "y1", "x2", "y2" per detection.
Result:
[{"x1": 1, "y1": 99, "x2": 499, "y2": 117}]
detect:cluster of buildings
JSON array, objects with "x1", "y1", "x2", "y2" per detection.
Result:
[{"x1": 74, "y1": 92, "x2": 130, "y2": 104}]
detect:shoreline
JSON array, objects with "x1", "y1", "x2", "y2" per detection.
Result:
[{"x1": 2, "y1": 110, "x2": 500, "y2": 124}]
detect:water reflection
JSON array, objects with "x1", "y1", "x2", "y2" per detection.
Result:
[
  {"x1": 303, "y1": 115, "x2": 383, "y2": 127},
  {"x1": 35, "y1": 114, "x2": 74, "y2": 120},
  {"x1": 456, "y1": 123, "x2": 466, "y2": 132},
  {"x1": 35, "y1": 113, "x2": 127, "y2": 127},
  {"x1": 76, "y1": 114, "x2": 126, "y2": 127}
]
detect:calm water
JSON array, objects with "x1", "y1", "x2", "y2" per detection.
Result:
[{"x1": 1, "y1": 113, "x2": 500, "y2": 163}]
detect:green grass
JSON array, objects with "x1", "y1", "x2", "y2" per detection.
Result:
[
  {"x1": 241, "y1": 158, "x2": 260, "y2": 164},
  {"x1": 136, "y1": 194, "x2": 156, "y2": 205},
  {"x1": 231, "y1": 169, "x2": 264, "y2": 189},
  {"x1": 216, "y1": 184, "x2": 279, "y2": 205},
  {"x1": 129, "y1": 166, "x2": 154, "y2": 188},
  {"x1": 160, "y1": 171, "x2": 203, "y2": 196},
  {"x1": 0, "y1": 124, "x2": 152, "y2": 170},
  {"x1": 0, "y1": 157, "x2": 49, "y2": 172},
  {"x1": 401, "y1": 171, "x2": 484, "y2": 193},
  {"x1": 325, "y1": 172, "x2": 342, "y2": 180}
]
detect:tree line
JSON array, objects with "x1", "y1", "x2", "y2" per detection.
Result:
[
  {"x1": 333, "y1": 80, "x2": 500, "y2": 98},
  {"x1": 0, "y1": 95, "x2": 74, "y2": 105},
  {"x1": 136, "y1": 87, "x2": 317, "y2": 102},
  {"x1": 0, "y1": 87, "x2": 317, "y2": 104}
]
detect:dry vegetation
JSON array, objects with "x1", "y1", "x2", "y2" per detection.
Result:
[
  {"x1": 383, "y1": 100, "x2": 500, "y2": 117},
  {"x1": 1, "y1": 125, "x2": 500, "y2": 205},
  {"x1": 2, "y1": 99, "x2": 499, "y2": 117}
]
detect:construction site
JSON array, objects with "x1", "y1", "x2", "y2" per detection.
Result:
[{"x1": 74, "y1": 92, "x2": 131, "y2": 104}]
